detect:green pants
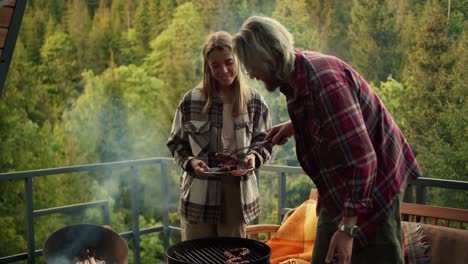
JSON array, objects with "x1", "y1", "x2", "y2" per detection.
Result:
[
  {"x1": 311, "y1": 196, "x2": 403, "y2": 264},
  {"x1": 180, "y1": 176, "x2": 246, "y2": 240}
]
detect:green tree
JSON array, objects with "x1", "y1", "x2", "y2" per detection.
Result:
[
  {"x1": 108, "y1": 0, "x2": 130, "y2": 66},
  {"x1": 273, "y1": 0, "x2": 320, "y2": 50},
  {"x1": 0, "y1": 40, "x2": 65, "y2": 257},
  {"x1": 305, "y1": 0, "x2": 352, "y2": 59},
  {"x1": 48, "y1": 0, "x2": 66, "y2": 23},
  {"x1": 157, "y1": 0, "x2": 176, "y2": 35},
  {"x1": 348, "y1": 0, "x2": 403, "y2": 83},
  {"x1": 20, "y1": 6, "x2": 48, "y2": 63},
  {"x1": 120, "y1": 28, "x2": 147, "y2": 66},
  {"x1": 224, "y1": 0, "x2": 252, "y2": 33},
  {"x1": 65, "y1": 0, "x2": 92, "y2": 69},
  {"x1": 372, "y1": 77, "x2": 411, "y2": 130},
  {"x1": 87, "y1": 0, "x2": 114, "y2": 74},
  {"x1": 58, "y1": 65, "x2": 168, "y2": 164},
  {"x1": 133, "y1": 0, "x2": 153, "y2": 50},
  {"x1": 144, "y1": 2, "x2": 205, "y2": 128},
  {"x1": 38, "y1": 29, "x2": 80, "y2": 125},
  {"x1": 192, "y1": 0, "x2": 224, "y2": 32},
  {"x1": 403, "y1": 0, "x2": 466, "y2": 208}
]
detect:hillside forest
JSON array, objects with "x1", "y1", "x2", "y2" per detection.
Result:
[{"x1": 0, "y1": 0, "x2": 466, "y2": 263}]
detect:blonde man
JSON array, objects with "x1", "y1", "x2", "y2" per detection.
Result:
[{"x1": 234, "y1": 16, "x2": 422, "y2": 264}]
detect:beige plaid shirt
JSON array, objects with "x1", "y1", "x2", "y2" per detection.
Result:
[{"x1": 167, "y1": 87, "x2": 272, "y2": 224}]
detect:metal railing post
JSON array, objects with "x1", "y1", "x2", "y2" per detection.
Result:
[
  {"x1": 416, "y1": 185, "x2": 426, "y2": 204},
  {"x1": 403, "y1": 184, "x2": 414, "y2": 203},
  {"x1": 278, "y1": 172, "x2": 286, "y2": 224},
  {"x1": 160, "y1": 160, "x2": 170, "y2": 250},
  {"x1": 130, "y1": 166, "x2": 141, "y2": 264},
  {"x1": 25, "y1": 177, "x2": 35, "y2": 264},
  {"x1": 102, "y1": 202, "x2": 110, "y2": 225}
]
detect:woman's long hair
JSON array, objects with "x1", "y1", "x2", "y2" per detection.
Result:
[
  {"x1": 233, "y1": 16, "x2": 295, "y2": 81},
  {"x1": 200, "y1": 31, "x2": 248, "y2": 116}
]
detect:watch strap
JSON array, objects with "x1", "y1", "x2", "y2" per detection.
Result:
[{"x1": 338, "y1": 222, "x2": 358, "y2": 237}]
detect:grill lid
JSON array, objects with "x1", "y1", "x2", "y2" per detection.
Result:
[{"x1": 165, "y1": 237, "x2": 271, "y2": 264}]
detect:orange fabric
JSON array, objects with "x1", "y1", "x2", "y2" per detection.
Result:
[{"x1": 266, "y1": 199, "x2": 318, "y2": 264}]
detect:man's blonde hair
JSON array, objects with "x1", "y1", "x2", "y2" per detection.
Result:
[
  {"x1": 200, "y1": 31, "x2": 248, "y2": 115},
  {"x1": 233, "y1": 16, "x2": 295, "y2": 81}
]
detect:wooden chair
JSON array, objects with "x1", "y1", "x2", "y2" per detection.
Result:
[
  {"x1": 401, "y1": 202, "x2": 468, "y2": 229},
  {"x1": 246, "y1": 189, "x2": 468, "y2": 241}
]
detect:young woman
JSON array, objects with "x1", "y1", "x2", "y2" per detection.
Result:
[{"x1": 167, "y1": 31, "x2": 272, "y2": 240}]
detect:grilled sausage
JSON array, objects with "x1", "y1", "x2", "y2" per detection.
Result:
[
  {"x1": 224, "y1": 247, "x2": 251, "y2": 263},
  {"x1": 225, "y1": 257, "x2": 250, "y2": 264},
  {"x1": 239, "y1": 248, "x2": 250, "y2": 258},
  {"x1": 216, "y1": 164, "x2": 239, "y2": 172},
  {"x1": 215, "y1": 153, "x2": 239, "y2": 164},
  {"x1": 227, "y1": 247, "x2": 250, "y2": 256},
  {"x1": 224, "y1": 250, "x2": 235, "y2": 259}
]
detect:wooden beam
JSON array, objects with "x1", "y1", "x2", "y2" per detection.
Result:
[
  {"x1": 401, "y1": 202, "x2": 468, "y2": 228},
  {"x1": 0, "y1": 0, "x2": 25, "y2": 96},
  {"x1": 0, "y1": 28, "x2": 7, "y2": 49},
  {"x1": 0, "y1": 0, "x2": 15, "y2": 8},
  {"x1": 0, "y1": 7, "x2": 14, "y2": 28}
]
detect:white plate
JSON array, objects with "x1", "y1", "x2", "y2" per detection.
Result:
[{"x1": 202, "y1": 166, "x2": 254, "y2": 177}]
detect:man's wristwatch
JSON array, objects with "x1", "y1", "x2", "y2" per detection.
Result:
[{"x1": 337, "y1": 222, "x2": 358, "y2": 237}]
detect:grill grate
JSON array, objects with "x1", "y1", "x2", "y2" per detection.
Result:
[{"x1": 166, "y1": 237, "x2": 271, "y2": 264}]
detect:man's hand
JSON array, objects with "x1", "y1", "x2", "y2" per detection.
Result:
[
  {"x1": 189, "y1": 159, "x2": 210, "y2": 176},
  {"x1": 325, "y1": 230, "x2": 354, "y2": 264},
  {"x1": 326, "y1": 216, "x2": 357, "y2": 263},
  {"x1": 265, "y1": 121, "x2": 294, "y2": 145},
  {"x1": 243, "y1": 154, "x2": 256, "y2": 169}
]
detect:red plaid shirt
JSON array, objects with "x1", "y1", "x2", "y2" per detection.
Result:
[{"x1": 280, "y1": 51, "x2": 422, "y2": 247}]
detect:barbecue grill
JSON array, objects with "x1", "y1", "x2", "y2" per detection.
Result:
[
  {"x1": 43, "y1": 224, "x2": 128, "y2": 264},
  {"x1": 165, "y1": 237, "x2": 271, "y2": 264}
]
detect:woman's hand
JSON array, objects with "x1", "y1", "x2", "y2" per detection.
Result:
[
  {"x1": 243, "y1": 154, "x2": 256, "y2": 169},
  {"x1": 189, "y1": 159, "x2": 210, "y2": 175},
  {"x1": 265, "y1": 121, "x2": 294, "y2": 145}
]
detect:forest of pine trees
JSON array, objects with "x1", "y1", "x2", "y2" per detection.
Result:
[{"x1": 0, "y1": 0, "x2": 466, "y2": 262}]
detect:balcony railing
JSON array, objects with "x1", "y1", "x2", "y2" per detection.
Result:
[{"x1": 1, "y1": 157, "x2": 467, "y2": 263}]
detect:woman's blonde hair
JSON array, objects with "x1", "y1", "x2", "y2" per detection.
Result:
[
  {"x1": 233, "y1": 16, "x2": 295, "y2": 81},
  {"x1": 200, "y1": 31, "x2": 248, "y2": 116}
]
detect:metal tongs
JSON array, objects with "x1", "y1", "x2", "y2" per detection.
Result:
[{"x1": 220, "y1": 138, "x2": 272, "y2": 156}]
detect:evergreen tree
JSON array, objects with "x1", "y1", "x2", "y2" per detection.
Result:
[
  {"x1": 348, "y1": 0, "x2": 403, "y2": 83},
  {"x1": 192, "y1": 0, "x2": 224, "y2": 32},
  {"x1": 305, "y1": 0, "x2": 352, "y2": 59},
  {"x1": 0, "y1": 40, "x2": 65, "y2": 257},
  {"x1": 87, "y1": 0, "x2": 114, "y2": 74},
  {"x1": 224, "y1": 0, "x2": 252, "y2": 33},
  {"x1": 133, "y1": 0, "x2": 153, "y2": 51},
  {"x1": 86, "y1": 0, "x2": 102, "y2": 18},
  {"x1": 48, "y1": 0, "x2": 65, "y2": 23},
  {"x1": 157, "y1": 0, "x2": 176, "y2": 35},
  {"x1": 404, "y1": 1, "x2": 456, "y2": 135},
  {"x1": 273, "y1": 0, "x2": 320, "y2": 50},
  {"x1": 144, "y1": 2, "x2": 205, "y2": 128},
  {"x1": 38, "y1": 28, "x2": 80, "y2": 125},
  {"x1": 20, "y1": 6, "x2": 48, "y2": 64},
  {"x1": 403, "y1": 0, "x2": 466, "y2": 207},
  {"x1": 120, "y1": 28, "x2": 147, "y2": 66},
  {"x1": 64, "y1": 0, "x2": 92, "y2": 70}
]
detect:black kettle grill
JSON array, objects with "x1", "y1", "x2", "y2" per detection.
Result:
[
  {"x1": 165, "y1": 237, "x2": 271, "y2": 264},
  {"x1": 43, "y1": 224, "x2": 128, "y2": 264}
]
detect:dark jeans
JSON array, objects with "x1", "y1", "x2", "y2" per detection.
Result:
[{"x1": 311, "y1": 195, "x2": 403, "y2": 264}]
